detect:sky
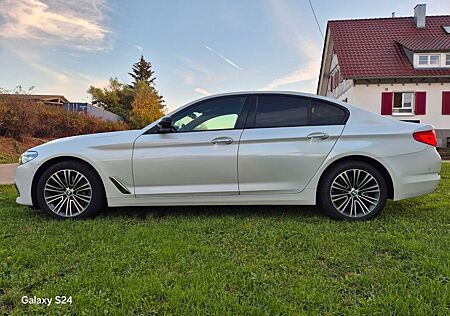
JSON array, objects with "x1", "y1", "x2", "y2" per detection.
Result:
[{"x1": 1, "y1": 0, "x2": 449, "y2": 112}]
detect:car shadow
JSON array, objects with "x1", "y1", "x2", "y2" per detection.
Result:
[{"x1": 101, "y1": 205, "x2": 323, "y2": 220}]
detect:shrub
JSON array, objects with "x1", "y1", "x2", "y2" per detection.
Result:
[{"x1": 0, "y1": 95, "x2": 128, "y2": 141}]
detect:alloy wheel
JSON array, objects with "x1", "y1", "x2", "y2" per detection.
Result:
[
  {"x1": 43, "y1": 169, "x2": 92, "y2": 218},
  {"x1": 330, "y1": 169, "x2": 380, "y2": 218}
]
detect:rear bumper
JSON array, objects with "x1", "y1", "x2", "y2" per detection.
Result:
[{"x1": 381, "y1": 147, "x2": 441, "y2": 201}]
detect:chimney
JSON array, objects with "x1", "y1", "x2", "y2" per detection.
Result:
[
  {"x1": 392, "y1": 12, "x2": 395, "y2": 18},
  {"x1": 414, "y1": 4, "x2": 426, "y2": 28}
]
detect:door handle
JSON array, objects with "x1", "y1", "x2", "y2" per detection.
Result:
[
  {"x1": 211, "y1": 137, "x2": 233, "y2": 145},
  {"x1": 307, "y1": 132, "x2": 330, "y2": 140}
]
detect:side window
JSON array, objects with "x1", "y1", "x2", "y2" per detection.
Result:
[
  {"x1": 310, "y1": 100, "x2": 347, "y2": 125},
  {"x1": 255, "y1": 95, "x2": 309, "y2": 128},
  {"x1": 172, "y1": 96, "x2": 246, "y2": 132}
]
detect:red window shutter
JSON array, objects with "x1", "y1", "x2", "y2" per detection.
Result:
[
  {"x1": 415, "y1": 92, "x2": 426, "y2": 115},
  {"x1": 381, "y1": 92, "x2": 393, "y2": 115},
  {"x1": 443, "y1": 91, "x2": 450, "y2": 115}
]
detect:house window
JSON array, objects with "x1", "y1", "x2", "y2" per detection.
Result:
[
  {"x1": 418, "y1": 54, "x2": 440, "y2": 66},
  {"x1": 430, "y1": 55, "x2": 440, "y2": 65},
  {"x1": 416, "y1": 53, "x2": 448, "y2": 68},
  {"x1": 393, "y1": 92, "x2": 414, "y2": 114},
  {"x1": 419, "y1": 55, "x2": 428, "y2": 65}
]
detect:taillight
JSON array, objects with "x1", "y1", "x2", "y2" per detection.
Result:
[{"x1": 413, "y1": 130, "x2": 437, "y2": 147}]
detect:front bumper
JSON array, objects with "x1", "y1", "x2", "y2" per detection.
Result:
[{"x1": 15, "y1": 161, "x2": 40, "y2": 206}]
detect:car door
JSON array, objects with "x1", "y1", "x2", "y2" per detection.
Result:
[
  {"x1": 133, "y1": 95, "x2": 249, "y2": 196},
  {"x1": 238, "y1": 94, "x2": 347, "y2": 194}
]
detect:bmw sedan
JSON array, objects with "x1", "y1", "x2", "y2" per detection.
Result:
[{"x1": 15, "y1": 92, "x2": 441, "y2": 220}]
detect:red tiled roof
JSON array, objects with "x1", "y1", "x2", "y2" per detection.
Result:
[{"x1": 328, "y1": 16, "x2": 450, "y2": 79}]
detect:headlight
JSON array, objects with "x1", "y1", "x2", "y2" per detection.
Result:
[{"x1": 19, "y1": 151, "x2": 38, "y2": 165}]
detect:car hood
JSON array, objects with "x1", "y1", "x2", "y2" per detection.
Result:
[{"x1": 29, "y1": 130, "x2": 143, "y2": 153}]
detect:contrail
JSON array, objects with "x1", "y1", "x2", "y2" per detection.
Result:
[{"x1": 204, "y1": 45, "x2": 242, "y2": 70}]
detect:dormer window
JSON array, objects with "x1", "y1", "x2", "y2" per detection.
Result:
[
  {"x1": 429, "y1": 55, "x2": 440, "y2": 65},
  {"x1": 415, "y1": 53, "x2": 450, "y2": 68},
  {"x1": 418, "y1": 54, "x2": 440, "y2": 66}
]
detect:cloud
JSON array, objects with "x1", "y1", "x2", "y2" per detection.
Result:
[
  {"x1": 8, "y1": 46, "x2": 107, "y2": 101},
  {"x1": 260, "y1": 0, "x2": 321, "y2": 91},
  {"x1": 0, "y1": 0, "x2": 109, "y2": 51},
  {"x1": 194, "y1": 88, "x2": 212, "y2": 96},
  {"x1": 204, "y1": 45, "x2": 242, "y2": 70},
  {"x1": 259, "y1": 61, "x2": 319, "y2": 90}
]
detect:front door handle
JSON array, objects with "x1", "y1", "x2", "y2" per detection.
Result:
[
  {"x1": 211, "y1": 137, "x2": 233, "y2": 145},
  {"x1": 307, "y1": 132, "x2": 330, "y2": 140}
]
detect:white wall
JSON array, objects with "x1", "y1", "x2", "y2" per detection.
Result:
[
  {"x1": 87, "y1": 104, "x2": 121, "y2": 122},
  {"x1": 347, "y1": 83, "x2": 450, "y2": 130},
  {"x1": 326, "y1": 78, "x2": 354, "y2": 100}
]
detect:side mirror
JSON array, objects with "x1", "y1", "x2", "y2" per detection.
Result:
[{"x1": 157, "y1": 116, "x2": 173, "y2": 133}]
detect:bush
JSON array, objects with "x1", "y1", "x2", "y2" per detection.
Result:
[{"x1": 0, "y1": 95, "x2": 128, "y2": 141}]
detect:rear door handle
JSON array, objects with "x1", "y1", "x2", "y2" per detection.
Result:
[
  {"x1": 211, "y1": 137, "x2": 233, "y2": 145},
  {"x1": 307, "y1": 132, "x2": 330, "y2": 140}
]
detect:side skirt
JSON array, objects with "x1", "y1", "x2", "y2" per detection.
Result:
[{"x1": 106, "y1": 188, "x2": 317, "y2": 207}]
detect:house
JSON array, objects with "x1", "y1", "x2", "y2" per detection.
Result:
[
  {"x1": 1, "y1": 94, "x2": 69, "y2": 106},
  {"x1": 65, "y1": 102, "x2": 121, "y2": 122},
  {"x1": 1, "y1": 94, "x2": 121, "y2": 122},
  {"x1": 317, "y1": 4, "x2": 450, "y2": 148}
]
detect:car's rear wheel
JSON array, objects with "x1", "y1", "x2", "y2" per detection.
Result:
[
  {"x1": 318, "y1": 161, "x2": 387, "y2": 220},
  {"x1": 36, "y1": 161, "x2": 105, "y2": 219}
]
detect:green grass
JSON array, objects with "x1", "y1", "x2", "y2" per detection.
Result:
[
  {"x1": 1, "y1": 165, "x2": 449, "y2": 315},
  {"x1": 0, "y1": 152, "x2": 17, "y2": 164}
]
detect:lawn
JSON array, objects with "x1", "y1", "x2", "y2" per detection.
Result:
[{"x1": 0, "y1": 165, "x2": 449, "y2": 314}]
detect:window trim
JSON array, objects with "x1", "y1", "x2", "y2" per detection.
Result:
[
  {"x1": 244, "y1": 94, "x2": 349, "y2": 129},
  {"x1": 144, "y1": 95, "x2": 251, "y2": 134},
  {"x1": 392, "y1": 92, "x2": 415, "y2": 116},
  {"x1": 415, "y1": 52, "x2": 450, "y2": 68}
]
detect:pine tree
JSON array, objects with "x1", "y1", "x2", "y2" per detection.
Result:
[{"x1": 129, "y1": 55, "x2": 156, "y2": 86}]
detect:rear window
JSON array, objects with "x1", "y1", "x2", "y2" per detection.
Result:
[
  {"x1": 255, "y1": 95, "x2": 309, "y2": 128},
  {"x1": 310, "y1": 100, "x2": 347, "y2": 125}
]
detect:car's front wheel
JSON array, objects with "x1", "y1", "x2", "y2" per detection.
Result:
[
  {"x1": 36, "y1": 160, "x2": 105, "y2": 219},
  {"x1": 318, "y1": 161, "x2": 387, "y2": 220}
]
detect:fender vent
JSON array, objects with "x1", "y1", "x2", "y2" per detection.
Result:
[{"x1": 109, "y1": 177, "x2": 131, "y2": 194}]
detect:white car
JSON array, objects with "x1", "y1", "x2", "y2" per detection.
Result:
[{"x1": 15, "y1": 92, "x2": 441, "y2": 220}]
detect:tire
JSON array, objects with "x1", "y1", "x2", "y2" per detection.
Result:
[
  {"x1": 36, "y1": 160, "x2": 105, "y2": 219},
  {"x1": 318, "y1": 161, "x2": 387, "y2": 221}
]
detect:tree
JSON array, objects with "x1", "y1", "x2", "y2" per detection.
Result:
[
  {"x1": 128, "y1": 81, "x2": 165, "y2": 129},
  {"x1": 129, "y1": 55, "x2": 156, "y2": 86},
  {"x1": 87, "y1": 78, "x2": 134, "y2": 119},
  {"x1": 128, "y1": 55, "x2": 165, "y2": 110},
  {"x1": 88, "y1": 55, "x2": 165, "y2": 121}
]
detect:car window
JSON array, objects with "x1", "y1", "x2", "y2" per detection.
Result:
[
  {"x1": 193, "y1": 114, "x2": 238, "y2": 131},
  {"x1": 310, "y1": 100, "x2": 346, "y2": 125},
  {"x1": 173, "y1": 96, "x2": 246, "y2": 132},
  {"x1": 255, "y1": 95, "x2": 309, "y2": 128}
]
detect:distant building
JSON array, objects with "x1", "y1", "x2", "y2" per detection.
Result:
[
  {"x1": 1, "y1": 94, "x2": 121, "y2": 123},
  {"x1": 1, "y1": 94, "x2": 69, "y2": 106},
  {"x1": 65, "y1": 102, "x2": 121, "y2": 122},
  {"x1": 317, "y1": 4, "x2": 450, "y2": 147}
]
